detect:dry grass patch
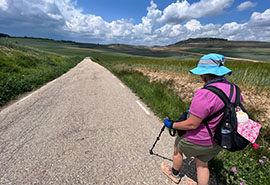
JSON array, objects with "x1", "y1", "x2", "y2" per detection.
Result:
[{"x1": 135, "y1": 67, "x2": 270, "y2": 128}]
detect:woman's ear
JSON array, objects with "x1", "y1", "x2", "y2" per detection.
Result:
[
  {"x1": 200, "y1": 75, "x2": 208, "y2": 83},
  {"x1": 203, "y1": 76, "x2": 207, "y2": 83}
]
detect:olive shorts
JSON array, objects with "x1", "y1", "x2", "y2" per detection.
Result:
[{"x1": 175, "y1": 136, "x2": 222, "y2": 163}]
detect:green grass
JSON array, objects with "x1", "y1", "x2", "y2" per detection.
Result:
[{"x1": 0, "y1": 39, "x2": 84, "y2": 106}]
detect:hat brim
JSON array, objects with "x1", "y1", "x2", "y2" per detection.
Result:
[{"x1": 189, "y1": 64, "x2": 232, "y2": 76}]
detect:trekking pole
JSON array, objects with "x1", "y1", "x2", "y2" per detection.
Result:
[{"x1": 149, "y1": 125, "x2": 166, "y2": 155}]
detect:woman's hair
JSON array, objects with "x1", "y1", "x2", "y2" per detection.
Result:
[
  {"x1": 205, "y1": 74, "x2": 224, "y2": 80},
  {"x1": 201, "y1": 74, "x2": 224, "y2": 83}
]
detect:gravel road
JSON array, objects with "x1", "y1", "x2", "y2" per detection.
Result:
[{"x1": 0, "y1": 58, "x2": 217, "y2": 185}]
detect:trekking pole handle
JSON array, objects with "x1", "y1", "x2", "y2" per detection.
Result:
[
  {"x1": 169, "y1": 127, "x2": 176, "y2": 136},
  {"x1": 166, "y1": 116, "x2": 176, "y2": 137}
]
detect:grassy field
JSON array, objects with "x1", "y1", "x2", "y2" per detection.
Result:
[
  {"x1": 12, "y1": 37, "x2": 270, "y2": 62},
  {"x1": 94, "y1": 53, "x2": 270, "y2": 91},
  {"x1": 168, "y1": 38, "x2": 270, "y2": 62},
  {"x1": 184, "y1": 47, "x2": 270, "y2": 62},
  {"x1": 0, "y1": 38, "x2": 84, "y2": 106},
  {"x1": 8, "y1": 37, "x2": 270, "y2": 91},
  {"x1": 1, "y1": 36, "x2": 270, "y2": 184},
  {"x1": 10, "y1": 37, "x2": 189, "y2": 58}
]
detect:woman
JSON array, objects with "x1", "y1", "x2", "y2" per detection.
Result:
[{"x1": 162, "y1": 53, "x2": 238, "y2": 185}]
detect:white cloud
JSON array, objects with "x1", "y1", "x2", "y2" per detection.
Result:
[
  {"x1": 0, "y1": 0, "x2": 8, "y2": 11},
  {"x1": 47, "y1": 13, "x2": 63, "y2": 20},
  {"x1": 237, "y1": 1, "x2": 256, "y2": 11},
  {"x1": 219, "y1": 22, "x2": 248, "y2": 40},
  {"x1": 247, "y1": 9, "x2": 270, "y2": 41},
  {"x1": 184, "y1": 19, "x2": 202, "y2": 31},
  {"x1": 140, "y1": 0, "x2": 162, "y2": 34},
  {"x1": 108, "y1": 19, "x2": 134, "y2": 38},
  {"x1": 0, "y1": 0, "x2": 270, "y2": 45},
  {"x1": 249, "y1": 9, "x2": 270, "y2": 27},
  {"x1": 158, "y1": 0, "x2": 233, "y2": 24}
]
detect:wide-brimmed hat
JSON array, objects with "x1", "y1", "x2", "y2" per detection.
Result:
[{"x1": 189, "y1": 53, "x2": 232, "y2": 76}]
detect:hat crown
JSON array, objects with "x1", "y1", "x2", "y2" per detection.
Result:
[
  {"x1": 199, "y1": 53, "x2": 225, "y2": 66},
  {"x1": 189, "y1": 53, "x2": 232, "y2": 76}
]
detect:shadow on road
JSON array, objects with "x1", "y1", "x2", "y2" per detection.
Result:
[{"x1": 150, "y1": 152, "x2": 173, "y2": 162}]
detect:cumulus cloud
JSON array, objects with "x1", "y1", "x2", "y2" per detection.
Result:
[
  {"x1": 0, "y1": 0, "x2": 270, "y2": 45},
  {"x1": 249, "y1": 9, "x2": 270, "y2": 27},
  {"x1": 0, "y1": 0, "x2": 8, "y2": 11},
  {"x1": 0, "y1": 0, "x2": 66, "y2": 38},
  {"x1": 140, "y1": 0, "x2": 162, "y2": 34},
  {"x1": 237, "y1": 1, "x2": 256, "y2": 11},
  {"x1": 184, "y1": 19, "x2": 202, "y2": 31},
  {"x1": 219, "y1": 22, "x2": 248, "y2": 40},
  {"x1": 246, "y1": 9, "x2": 270, "y2": 41},
  {"x1": 158, "y1": 0, "x2": 233, "y2": 24}
]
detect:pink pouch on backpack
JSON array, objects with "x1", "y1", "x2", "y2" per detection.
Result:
[{"x1": 237, "y1": 119, "x2": 262, "y2": 143}]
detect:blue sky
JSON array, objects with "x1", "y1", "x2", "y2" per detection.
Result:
[
  {"x1": 76, "y1": 0, "x2": 263, "y2": 24},
  {"x1": 0, "y1": 0, "x2": 270, "y2": 45},
  {"x1": 76, "y1": 0, "x2": 175, "y2": 24}
]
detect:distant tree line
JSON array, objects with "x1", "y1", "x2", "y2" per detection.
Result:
[
  {"x1": 169, "y1": 37, "x2": 229, "y2": 47},
  {"x1": 182, "y1": 37, "x2": 228, "y2": 43},
  {"x1": 0, "y1": 33, "x2": 11, "y2": 38}
]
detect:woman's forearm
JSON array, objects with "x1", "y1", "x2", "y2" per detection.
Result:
[{"x1": 172, "y1": 113, "x2": 203, "y2": 131}]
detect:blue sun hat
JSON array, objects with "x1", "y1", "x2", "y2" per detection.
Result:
[{"x1": 189, "y1": 53, "x2": 232, "y2": 76}]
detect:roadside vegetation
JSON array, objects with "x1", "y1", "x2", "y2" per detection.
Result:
[
  {"x1": 1, "y1": 36, "x2": 270, "y2": 184},
  {"x1": 0, "y1": 38, "x2": 84, "y2": 107}
]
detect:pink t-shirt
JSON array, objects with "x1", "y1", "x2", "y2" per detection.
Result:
[{"x1": 184, "y1": 81, "x2": 242, "y2": 146}]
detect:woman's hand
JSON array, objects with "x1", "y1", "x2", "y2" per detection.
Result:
[{"x1": 164, "y1": 118, "x2": 173, "y2": 128}]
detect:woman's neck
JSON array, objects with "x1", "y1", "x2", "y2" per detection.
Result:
[{"x1": 204, "y1": 76, "x2": 226, "y2": 87}]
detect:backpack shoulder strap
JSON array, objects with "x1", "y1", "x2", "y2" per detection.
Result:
[
  {"x1": 204, "y1": 83, "x2": 234, "y2": 122},
  {"x1": 202, "y1": 84, "x2": 234, "y2": 138},
  {"x1": 229, "y1": 83, "x2": 234, "y2": 101},
  {"x1": 204, "y1": 86, "x2": 231, "y2": 105},
  {"x1": 234, "y1": 84, "x2": 241, "y2": 105},
  {"x1": 234, "y1": 84, "x2": 247, "y2": 113}
]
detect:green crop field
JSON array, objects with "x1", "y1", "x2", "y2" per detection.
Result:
[
  {"x1": 168, "y1": 38, "x2": 270, "y2": 62},
  {"x1": 185, "y1": 47, "x2": 270, "y2": 62},
  {"x1": 9, "y1": 37, "x2": 189, "y2": 58}
]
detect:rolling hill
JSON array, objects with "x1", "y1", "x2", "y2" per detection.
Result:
[{"x1": 2, "y1": 34, "x2": 270, "y2": 62}]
